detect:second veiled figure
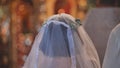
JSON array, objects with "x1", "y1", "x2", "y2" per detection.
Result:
[{"x1": 102, "y1": 23, "x2": 120, "y2": 68}]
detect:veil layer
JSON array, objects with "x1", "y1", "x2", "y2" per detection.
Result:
[
  {"x1": 83, "y1": 8, "x2": 120, "y2": 64},
  {"x1": 102, "y1": 23, "x2": 120, "y2": 68},
  {"x1": 23, "y1": 13, "x2": 100, "y2": 68}
]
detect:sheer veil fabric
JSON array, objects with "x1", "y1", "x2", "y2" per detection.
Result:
[
  {"x1": 23, "y1": 13, "x2": 100, "y2": 68},
  {"x1": 83, "y1": 8, "x2": 120, "y2": 64},
  {"x1": 102, "y1": 23, "x2": 120, "y2": 68}
]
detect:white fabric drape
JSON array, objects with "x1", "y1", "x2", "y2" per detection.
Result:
[
  {"x1": 23, "y1": 13, "x2": 100, "y2": 68},
  {"x1": 83, "y1": 8, "x2": 120, "y2": 64},
  {"x1": 102, "y1": 23, "x2": 120, "y2": 68}
]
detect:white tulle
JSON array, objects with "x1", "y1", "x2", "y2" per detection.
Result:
[
  {"x1": 83, "y1": 8, "x2": 120, "y2": 64},
  {"x1": 102, "y1": 23, "x2": 120, "y2": 68},
  {"x1": 23, "y1": 13, "x2": 100, "y2": 68}
]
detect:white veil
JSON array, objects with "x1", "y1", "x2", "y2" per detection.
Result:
[
  {"x1": 83, "y1": 8, "x2": 120, "y2": 64},
  {"x1": 102, "y1": 23, "x2": 120, "y2": 68},
  {"x1": 23, "y1": 13, "x2": 100, "y2": 68}
]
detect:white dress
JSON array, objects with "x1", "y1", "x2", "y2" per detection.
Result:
[
  {"x1": 102, "y1": 23, "x2": 120, "y2": 68},
  {"x1": 23, "y1": 13, "x2": 100, "y2": 68}
]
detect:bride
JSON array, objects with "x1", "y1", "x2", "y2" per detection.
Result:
[{"x1": 23, "y1": 13, "x2": 100, "y2": 68}]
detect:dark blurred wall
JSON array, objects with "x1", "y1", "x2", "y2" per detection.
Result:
[
  {"x1": 100, "y1": 0, "x2": 115, "y2": 6},
  {"x1": 97, "y1": 0, "x2": 120, "y2": 7}
]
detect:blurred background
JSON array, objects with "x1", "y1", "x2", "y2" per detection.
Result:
[{"x1": 0, "y1": 0, "x2": 120, "y2": 68}]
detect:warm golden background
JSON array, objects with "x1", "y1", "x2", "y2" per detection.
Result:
[{"x1": 0, "y1": 0, "x2": 120, "y2": 68}]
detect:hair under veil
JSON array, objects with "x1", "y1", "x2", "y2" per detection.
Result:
[{"x1": 23, "y1": 13, "x2": 100, "y2": 68}]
